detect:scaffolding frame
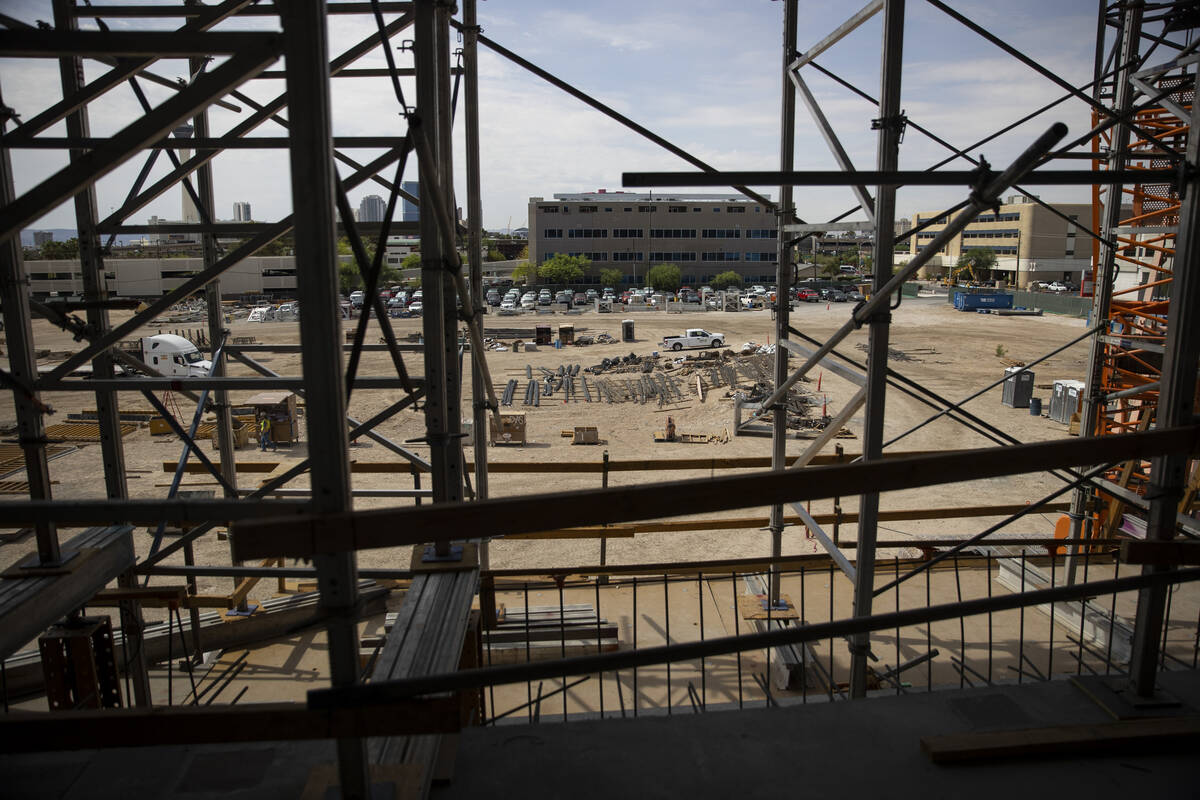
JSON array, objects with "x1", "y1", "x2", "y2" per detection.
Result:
[{"x1": 2, "y1": 1, "x2": 1199, "y2": 797}]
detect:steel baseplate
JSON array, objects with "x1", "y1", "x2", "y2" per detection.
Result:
[
  {"x1": 411, "y1": 541, "x2": 479, "y2": 572},
  {"x1": 1071, "y1": 674, "x2": 1189, "y2": 720}
]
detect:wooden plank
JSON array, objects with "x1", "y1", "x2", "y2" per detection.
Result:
[{"x1": 921, "y1": 716, "x2": 1200, "y2": 763}]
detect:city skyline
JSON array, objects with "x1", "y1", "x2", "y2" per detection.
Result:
[{"x1": 6, "y1": 1, "x2": 1100, "y2": 236}]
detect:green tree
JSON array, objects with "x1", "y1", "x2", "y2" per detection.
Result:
[
  {"x1": 647, "y1": 263, "x2": 681, "y2": 293},
  {"x1": 401, "y1": 252, "x2": 421, "y2": 270},
  {"x1": 379, "y1": 265, "x2": 402, "y2": 286},
  {"x1": 40, "y1": 238, "x2": 79, "y2": 259},
  {"x1": 598, "y1": 267, "x2": 623, "y2": 287},
  {"x1": 511, "y1": 261, "x2": 535, "y2": 285},
  {"x1": 338, "y1": 261, "x2": 361, "y2": 294},
  {"x1": 486, "y1": 248, "x2": 504, "y2": 262},
  {"x1": 537, "y1": 253, "x2": 588, "y2": 284},
  {"x1": 957, "y1": 247, "x2": 997, "y2": 272},
  {"x1": 711, "y1": 270, "x2": 743, "y2": 290},
  {"x1": 517, "y1": 245, "x2": 529, "y2": 261}
]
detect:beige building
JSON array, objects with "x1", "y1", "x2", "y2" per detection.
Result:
[
  {"x1": 907, "y1": 195, "x2": 1091, "y2": 288},
  {"x1": 528, "y1": 191, "x2": 779, "y2": 285}
]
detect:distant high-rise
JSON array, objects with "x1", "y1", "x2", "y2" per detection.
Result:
[
  {"x1": 358, "y1": 194, "x2": 386, "y2": 223},
  {"x1": 33, "y1": 231, "x2": 53, "y2": 247},
  {"x1": 233, "y1": 201, "x2": 252, "y2": 222},
  {"x1": 401, "y1": 181, "x2": 420, "y2": 222},
  {"x1": 174, "y1": 124, "x2": 200, "y2": 226}
]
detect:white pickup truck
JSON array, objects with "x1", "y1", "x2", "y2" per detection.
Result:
[{"x1": 661, "y1": 328, "x2": 725, "y2": 351}]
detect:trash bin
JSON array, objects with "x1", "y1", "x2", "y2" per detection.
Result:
[
  {"x1": 535, "y1": 324, "x2": 552, "y2": 345},
  {"x1": 559, "y1": 324, "x2": 574, "y2": 345},
  {"x1": 622, "y1": 319, "x2": 635, "y2": 342},
  {"x1": 1029, "y1": 397, "x2": 1043, "y2": 416}
]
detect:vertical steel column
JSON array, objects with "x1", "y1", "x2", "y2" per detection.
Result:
[
  {"x1": 463, "y1": 0, "x2": 489, "y2": 521},
  {"x1": 0, "y1": 84, "x2": 59, "y2": 567},
  {"x1": 1128, "y1": 91, "x2": 1200, "y2": 697},
  {"x1": 1066, "y1": 2, "x2": 1141, "y2": 584},
  {"x1": 190, "y1": 57, "x2": 240, "y2": 599},
  {"x1": 416, "y1": 0, "x2": 463, "y2": 559},
  {"x1": 768, "y1": 0, "x2": 798, "y2": 606},
  {"x1": 848, "y1": 0, "x2": 904, "y2": 699},
  {"x1": 279, "y1": 2, "x2": 368, "y2": 796},
  {"x1": 53, "y1": 0, "x2": 150, "y2": 704}
]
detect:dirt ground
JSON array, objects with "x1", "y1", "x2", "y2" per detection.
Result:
[{"x1": 1, "y1": 293, "x2": 1095, "y2": 603}]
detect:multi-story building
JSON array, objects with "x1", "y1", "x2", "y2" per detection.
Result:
[
  {"x1": 358, "y1": 194, "x2": 386, "y2": 223},
  {"x1": 907, "y1": 195, "x2": 1091, "y2": 287},
  {"x1": 401, "y1": 181, "x2": 420, "y2": 222},
  {"x1": 33, "y1": 231, "x2": 53, "y2": 247},
  {"x1": 528, "y1": 191, "x2": 778, "y2": 285},
  {"x1": 233, "y1": 201, "x2": 252, "y2": 222}
]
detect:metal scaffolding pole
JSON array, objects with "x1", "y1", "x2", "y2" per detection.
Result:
[
  {"x1": 0, "y1": 84, "x2": 60, "y2": 568},
  {"x1": 1067, "y1": 2, "x2": 1143, "y2": 585},
  {"x1": 1128, "y1": 89, "x2": 1200, "y2": 698},
  {"x1": 768, "y1": 0, "x2": 798, "y2": 607},
  {"x1": 279, "y1": 2, "x2": 367, "y2": 796},
  {"x1": 849, "y1": 0, "x2": 905, "y2": 699},
  {"x1": 463, "y1": 0, "x2": 490, "y2": 567},
  {"x1": 52, "y1": 0, "x2": 150, "y2": 705},
  {"x1": 416, "y1": 0, "x2": 463, "y2": 560}
]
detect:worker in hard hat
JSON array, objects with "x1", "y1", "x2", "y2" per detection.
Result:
[{"x1": 258, "y1": 414, "x2": 277, "y2": 452}]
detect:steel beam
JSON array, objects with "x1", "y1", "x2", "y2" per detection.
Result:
[
  {"x1": 1128, "y1": 87, "x2": 1200, "y2": 697},
  {"x1": 769, "y1": 0, "x2": 799, "y2": 606},
  {"x1": 790, "y1": 0, "x2": 883, "y2": 70},
  {"x1": 0, "y1": 30, "x2": 280, "y2": 57}
]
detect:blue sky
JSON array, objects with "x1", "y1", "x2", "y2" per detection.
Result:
[{"x1": 5, "y1": 0, "x2": 1114, "y2": 234}]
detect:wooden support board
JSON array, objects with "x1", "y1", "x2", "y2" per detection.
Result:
[
  {"x1": 921, "y1": 715, "x2": 1200, "y2": 763},
  {"x1": 44, "y1": 422, "x2": 136, "y2": 441}
]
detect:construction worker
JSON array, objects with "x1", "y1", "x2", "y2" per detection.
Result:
[{"x1": 258, "y1": 415, "x2": 277, "y2": 452}]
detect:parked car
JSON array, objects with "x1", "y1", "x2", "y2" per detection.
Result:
[
  {"x1": 845, "y1": 289, "x2": 865, "y2": 301},
  {"x1": 1047, "y1": 281, "x2": 1074, "y2": 292},
  {"x1": 796, "y1": 288, "x2": 820, "y2": 302},
  {"x1": 602, "y1": 287, "x2": 616, "y2": 299},
  {"x1": 408, "y1": 301, "x2": 423, "y2": 314},
  {"x1": 572, "y1": 292, "x2": 588, "y2": 306},
  {"x1": 500, "y1": 298, "x2": 517, "y2": 310},
  {"x1": 555, "y1": 290, "x2": 572, "y2": 304},
  {"x1": 520, "y1": 293, "x2": 537, "y2": 309},
  {"x1": 827, "y1": 289, "x2": 848, "y2": 302},
  {"x1": 486, "y1": 289, "x2": 501, "y2": 306},
  {"x1": 586, "y1": 289, "x2": 599, "y2": 302}
]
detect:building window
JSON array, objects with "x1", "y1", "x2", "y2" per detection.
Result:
[
  {"x1": 568, "y1": 252, "x2": 608, "y2": 261},
  {"x1": 727, "y1": 206, "x2": 746, "y2": 214},
  {"x1": 744, "y1": 252, "x2": 773, "y2": 262},
  {"x1": 746, "y1": 229, "x2": 777, "y2": 239},
  {"x1": 668, "y1": 205, "x2": 688, "y2": 213},
  {"x1": 604, "y1": 207, "x2": 613, "y2": 212},
  {"x1": 650, "y1": 229, "x2": 697, "y2": 239},
  {"x1": 579, "y1": 205, "x2": 598, "y2": 213},
  {"x1": 623, "y1": 207, "x2": 632, "y2": 212},
  {"x1": 612, "y1": 228, "x2": 644, "y2": 238},
  {"x1": 544, "y1": 228, "x2": 562, "y2": 238},
  {"x1": 702, "y1": 229, "x2": 741, "y2": 238},
  {"x1": 538, "y1": 205, "x2": 559, "y2": 213},
  {"x1": 649, "y1": 251, "x2": 697, "y2": 262},
  {"x1": 612, "y1": 252, "x2": 644, "y2": 262},
  {"x1": 702, "y1": 252, "x2": 740, "y2": 261},
  {"x1": 961, "y1": 228, "x2": 1019, "y2": 240},
  {"x1": 692, "y1": 207, "x2": 701, "y2": 212},
  {"x1": 568, "y1": 229, "x2": 608, "y2": 239},
  {"x1": 638, "y1": 205, "x2": 657, "y2": 213}
]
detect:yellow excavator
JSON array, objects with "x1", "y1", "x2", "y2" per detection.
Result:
[{"x1": 942, "y1": 258, "x2": 981, "y2": 287}]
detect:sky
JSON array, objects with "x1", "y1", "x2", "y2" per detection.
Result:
[{"x1": 4, "y1": 0, "x2": 1115, "y2": 236}]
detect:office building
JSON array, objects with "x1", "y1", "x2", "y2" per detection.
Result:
[
  {"x1": 401, "y1": 181, "x2": 419, "y2": 222},
  {"x1": 907, "y1": 195, "x2": 1090, "y2": 287},
  {"x1": 358, "y1": 194, "x2": 386, "y2": 223},
  {"x1": 528, "y1": 191, "x2": 778, "y2": 284},
  {"x1": 233, "y1": 201, "x2": 252, "y2": 222},
  {"x1": 33, "y1": 231, "x2": 53, "y2": 247}
]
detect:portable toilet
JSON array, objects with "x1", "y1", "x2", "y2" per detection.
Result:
[
  {"x1": 622, "y1": 319, "x2": 635, "y2": 342},
  {"x1": 559, "y1": 324, "x2": 574, "y2": 345},
  {"x1": 1002, "y1": 366, "x2": 1034, "y2": 408},
  {"x1": 535, "y1": 324, "x2": 552, "y2": 345}
]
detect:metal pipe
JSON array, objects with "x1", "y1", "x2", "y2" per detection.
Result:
[{"x1": 849, "y1": 0, "x2": 905, "y2": 700}]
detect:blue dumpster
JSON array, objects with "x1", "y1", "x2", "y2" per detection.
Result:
[{"x1": 954, "y1": 292, "x2": 1014, "y2": 311}]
